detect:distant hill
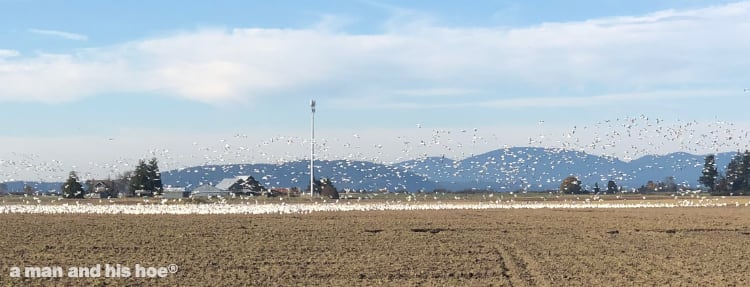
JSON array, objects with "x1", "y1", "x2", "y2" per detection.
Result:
[
  {"x1": 161, "y1": 160, "x2": 437, "y2": 192},
  {"x1": 10, "y1": 148, "x2": 741, "y2": 193},
  {"x1": 407, "y1": 147, "x2": 628, "y2": 191},
  {"x1": 160, "y1": 147, "x2": 737, "y2": 192},
  {"x1": 399, "y1": 147, "x2": 737, "y2": 191}
]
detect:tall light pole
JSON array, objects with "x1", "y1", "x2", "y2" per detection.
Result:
[{"x1": 310, "y1": 99, "x2": 316, "y2": 197}]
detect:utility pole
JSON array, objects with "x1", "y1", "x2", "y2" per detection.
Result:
[{"x1": 310, "y1": 99, "x2": 316, "y2": 197}]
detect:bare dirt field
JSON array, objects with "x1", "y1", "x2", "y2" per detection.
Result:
[{"x1": 1, "y1": 207, "x2": 750, "y2": 286}]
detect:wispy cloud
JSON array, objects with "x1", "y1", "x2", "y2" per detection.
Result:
[
  {"x1": 392, "y1": 88, "x2": 480, "y2": 97},
  {"x1": 331, "y1": 89, "x2": 742, "y2": 110},
  {"x1": 478, "y1": 90, "x2": 742, "y2": 109},
  {"x1": 0, "y1": 2, "x2": 747, "y2": 106},
  {"x1": 28, "y1": 28, "x2": 88, "y2": 41},
  {"x1": 0, "y1": 49, "x2": 19, "y2": 58}
]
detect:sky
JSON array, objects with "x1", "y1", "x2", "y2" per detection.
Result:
[{"x1": 1, "y1": 0, "x2": 749, "y2": 181}]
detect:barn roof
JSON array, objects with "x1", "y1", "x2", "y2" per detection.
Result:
[
  {"x1": 215, "y1": 176, "x2": 255, "y2": 191},
  {"x1": 215, "y1": 178, "x2": 240, "y2": 191}
]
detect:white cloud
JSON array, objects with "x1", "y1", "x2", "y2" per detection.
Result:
[
  {"x1": 28, "y1": 28, "x2": 88, "y2": 41},
  {"x1": 0, "y1": 49, "x2": 19, "y2": 58},
  {"x1": 0, "y1": 2, "x2": 747, "y2": 105}
]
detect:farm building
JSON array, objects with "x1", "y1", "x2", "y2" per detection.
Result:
[
  {"x1": 85, "y1": 179, "x2": 127, "y2": 198},
  {"x1": 191, "y1": 184, "x2": 230, "y2": 198},
  {"x1": 163, "y1": 187, "x2": 188, "y2": 199},
  {"x1": 215, "y1": 177, "x2": 245, "y2": 191},
  {"x1": 215, "y1": 176, "x2": 267, "y2": 196}
]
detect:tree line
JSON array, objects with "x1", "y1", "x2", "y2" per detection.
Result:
[
  {"x1": 61, "y1": 158, "x2": 163, "y2": 198},
  {"x1": 559, "y1": 176, "x2": 619, "y2": 194},
  {"x1": 700, "y1": 151, "x2": 750, "y2": 195},
  {"x1": 558, "y1": 175, "x2": 687, "y2": 195},
  {"x1": 60, "y1": 158, "x2": 340, "y2": 199}
]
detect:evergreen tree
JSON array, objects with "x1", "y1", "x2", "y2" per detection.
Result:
[
  {"x1": 148, "y1": 158, "x2": 163, "y2": 195},
  {"x1": 306, "y1": 178, "x2": 323, "y2": 195},
  {"x1": 699, "y1": 154, "x2": 718, "y2": 192},
  {"x1": 305, "y1": 177, "x2": 339, "y2": 197},
  {"x1": 129, "y1": 160, "x2": 149, "y2": 195},
  {"x1": 128, "y1": 158, "x2": 162, "y2": 196},
  {"x1": 560, "y1": 176, "x2": 582, "y2": 194},
  {"x1": 607, "y1": 180, "x2": 619, "y2": 194},
  {"x1": 62, "y1": 171, "x2": 85, "y2": 199},
  {"x1": 741, "y1": 150, "x2": 750, "y2": 192},
  {"x1": 320, "y1": 178, "x2": 340, "y2": 199},
  {"x1": 725, "y1": 152, "x2": 744, "y2": 192}
]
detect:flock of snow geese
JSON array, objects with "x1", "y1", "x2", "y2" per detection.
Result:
[
  {"x1": 0, "y1": 194, "x2": 747, "y2": 214},
  {"x1": 3, "y1": 115, "x2": 750, "y2": 184},
  {"x1": 2, "y1": 111, "x2": 750, "y2": 215}
]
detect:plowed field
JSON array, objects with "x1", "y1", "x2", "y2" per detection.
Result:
[{"x1": 1, "y1": 207, "x2": 749, "y2": 286}]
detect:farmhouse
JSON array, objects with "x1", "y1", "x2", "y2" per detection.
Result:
[
  {"x1": 215, "y1": 176, "x2": 267, "y2": 196},
  {"x1": 85, "y1": 179, "x2": 124, "y2": 198}
]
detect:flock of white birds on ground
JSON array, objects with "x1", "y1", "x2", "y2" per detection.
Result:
[
  {"x1": 0, "y1": 194, "x2": 748, "y2": 214},
  {"x1": 0, "y1": 186, "x2": 748, "y2": 215}
]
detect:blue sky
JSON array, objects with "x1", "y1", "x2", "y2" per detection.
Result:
[{"x1": 0, "y1": 0, "x2": 749, "y2": 181}]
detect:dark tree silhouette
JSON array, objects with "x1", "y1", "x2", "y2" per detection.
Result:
[
  {"x1": 320, "y1": 178, "x2": 340, "y2": 199},
  {"x1": 607, "y1": 180, "x2": 618, "y2": 194},
  {"x1": 148, "y1": 158, "x2": 163, "y2": 195},
  {"x1": 307, "y1": 177, "x2": 340, "y2": 198},
  {"x1": 62, "y1": 171, "x2": 85, "y2": 199},
  {"x1": 699, "y1": 154, "x2": 718, "y2": 192},
  {"x1": 129, "y1": 158, "x2": 162, "y2": 196},
  {"x1": 560, "y1": 176, "x2": 582, "y2": 194},
  {"x1": 715, "y1": 150, "x2": 750, "y2": 195}
]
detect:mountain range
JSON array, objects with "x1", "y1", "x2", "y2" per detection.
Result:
[
  {"x1": 161, "y1": 147, "x2": 737, "y2": 192},
  {"x1": 6, "y1": 147, "x2": 740, "y2": 193}
]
